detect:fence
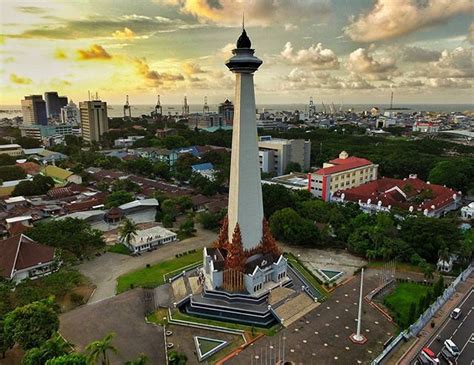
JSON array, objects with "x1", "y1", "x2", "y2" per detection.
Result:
[{"x1": 371, "y1": 263, "x2": 473, "y2": 365}]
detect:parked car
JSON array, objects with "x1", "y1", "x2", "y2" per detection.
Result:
[
  {"x1": 450, "y1": 307, "x2": 461, "y2": 319},
  {"x1": 444, "y1": 339, "x2": 460, "y2": 357},
  {"x1": 421, "y1": 347, "x2": 440, "y2": 364}
]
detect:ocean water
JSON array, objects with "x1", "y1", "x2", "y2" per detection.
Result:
[{"x1": 1, "y1": 103, "x2": 472, "y2": 119}]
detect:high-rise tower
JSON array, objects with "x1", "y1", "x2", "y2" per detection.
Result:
[{"x1": 225, "y1": 27, "x2": 264, "y2": 250}]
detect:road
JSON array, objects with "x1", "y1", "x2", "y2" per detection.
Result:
[
  {"x1": 78, "y1": 228, "x2": 216, "y2": 303},
  {"x1": 413, "y1": 289, "x2": 474, "y2": 365}
]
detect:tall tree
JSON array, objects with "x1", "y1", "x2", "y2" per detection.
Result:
[
  {"x1": 118, "y1": 218, "x2": 138, "y2": 245},
  {"x1": 4, "y1": 299, "x2": 59, "y2": 350},
  {"x1": 125, "y1": 354, "x2": 148, "y2": 365},
  {"x1": 45, "y1": 354, "x2": 87, "y2": 365},
  {"x1": 22, "y1": 333, "x2": 72, "y2": 365},
  {"x1": 85, "y1": 333, "x2": 117, "y2": 365}
]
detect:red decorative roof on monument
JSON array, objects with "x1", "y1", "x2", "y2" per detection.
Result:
[
  {"x1": 315, "y1": 156, "x2": 373, "y2": 175},
  {"x1": 333, "y1": 177, "x2": 458, "y2": 212}
]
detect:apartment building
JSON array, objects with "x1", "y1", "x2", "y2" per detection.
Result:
[
  {"x1": 79, "y1": 100, "x2": 108, "y2": 143},
  {"x1": 258, "y1": 136, "x2": 311, "y2": 176},
  {"x1": 308, "y1": 151, "x2": 378, "y2": 201}
]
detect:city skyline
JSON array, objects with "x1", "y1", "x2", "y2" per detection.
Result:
[{"x1": 1, "y1": 0, "x2": 473, "y2": 105}]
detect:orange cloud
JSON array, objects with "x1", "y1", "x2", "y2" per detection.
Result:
[
  {"x1": 134, "y1": 58, "x2": 184, "y2": 86},
  {"x1": 10, "y1": 73, "x2": 32, "y2": 84},
  {"x1": 76, "y1": 44, "x2": 112, "y2": 60},
  {"x1": 54, "y1": 48, "x2": 68, "y2": 59},
  {"x1": 112, "y1": 27, "x2": 136, "y2": 40}
]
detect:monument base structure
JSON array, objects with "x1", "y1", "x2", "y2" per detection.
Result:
[{"x1": 203, "y1": 217, "x2": 288, "y2": 295}]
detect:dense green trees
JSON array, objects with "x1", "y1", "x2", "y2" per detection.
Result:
[
  {"x1": 22, "y1": 333, "x2": 71, "y2": 365},
  {"x1": 12, "y1": 175, "x2": 55, "y2": 196},
  {"x1": 428, "y1": 158, "x2": 474, "y2": 194},
  {"x1": 105, "y1": 190, "x2": 134, "y2": 208},
  {"x1": 0, "y1": 165, "x2": 26, "y2": 181},
  {"x1": 45, "y1": 354, "x2": 87, "y2": 365},
  {"x1": 262, "y1": 184, "x2": 470, "y2": 266},
  {"x1": 26, "y1": 218, "x2": 104, "y2": 258},
  {"x1": 4, "y1": 299, "x2": 59, "y2": 350}
]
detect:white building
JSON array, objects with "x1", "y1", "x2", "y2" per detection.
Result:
[
  {"x1": 0, "y1": 234, "x2": 57, "y2": 284},
  {"x1": 79, "y1": 100, "x2": 109, "y2": 142},
  {"x1": 123, "y1": 225, "x2": 177, "y2": 253},
  {"x1": 258, "y1": 136, "x2": 311, "y2": 176},
  {"x1": 461, "y1": 202, "x2": 474, "y2": 220},
  {"x1": 60, "y1": 100, "x2": 80, "y2": 125},
  {"x1": 0, "y1": 144, "x2": 23, "y2": 156}
]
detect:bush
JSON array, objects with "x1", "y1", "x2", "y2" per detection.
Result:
[{"x1": 70, "y1": 293, "x2": 84, "y2": 305}]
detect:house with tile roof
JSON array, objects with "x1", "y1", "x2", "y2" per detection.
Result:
[
  {"x1": 308, "y1": 151, "x2": 379, "y2": 201},
  {"x1": 0, "y1": 234, "x2": 57, "y2": 283},
  {"x1": 331, "y1": 174, "x2": 461, "y2": 217}
]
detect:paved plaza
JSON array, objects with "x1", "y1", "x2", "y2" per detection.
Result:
[{"x1": 225, "y1": 269, "x2": 397, "y2": 365}]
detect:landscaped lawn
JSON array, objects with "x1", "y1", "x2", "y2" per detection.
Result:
[
  {"x1": 171, "y1": 309, "x2": 281, "y2": 337},
  {"x1": 147, "y1": 307, "x2": 169, "y2": 326},
  {"x1": 383, "y1": 282, "x2": 431, "y2": 327},
  {"x1": 198, "y1": 338, "x2": 224, "y2": 355},
  {"x1": 108, "y1": 243, "x2": 131, "y2": 255},
  {"x1": 116, "y1": 250, "x2": 202, "y2": 293}
]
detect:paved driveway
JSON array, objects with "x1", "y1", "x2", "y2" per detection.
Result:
[
  {"x1": 78, "y1": 228, "x2": 217, "y2": 303},
  {"x1": 60, "y1": 289, "x2": 164, "y2": 364}
]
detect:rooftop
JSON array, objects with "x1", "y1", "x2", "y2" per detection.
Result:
[{"x1": 128, "y1": 225, "x2": 176, "y2": 247}]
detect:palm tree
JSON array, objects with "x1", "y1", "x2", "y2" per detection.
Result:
[
  {"x1": 168, "y1": 351, "x2": 187, "y2": 365},
  {"x1": 125, "y1": 353, "x2": 148, "y2": 365},
  {"x1": 85, "y1": 333, "x2": 118, "y2": 365},
  {"x1": 44, "y1": 332, "x2": 73, "y2": 358},
  {"x1": 119, "y1": 218, "x2": 138, "y2": 245}
]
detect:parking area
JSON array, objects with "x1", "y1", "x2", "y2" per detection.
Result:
[{"x1": 225, "y1": 269, "x2": 397, "y2": 365}]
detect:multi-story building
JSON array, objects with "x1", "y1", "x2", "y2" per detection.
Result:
[
  {"x1": 0, "y1": 144, "x2": 23, "y2": 156},
  {"x1": 331, "y1": 174, "x2": 461, "y2": 217},
  {"x1": 44, "y1": 92, "x2": 68, "y2": 119},
  {"x1": 20, "y1": 124, "x2": 75, "y2": 140},
  {"x1": 21, "y1": 95, "x2": 47, "y2": 125},
  {"x1": 258, "y1": 136, "x2": 311, "y2": 176},
  {"x1": 218, "y1": 99, "x2": 234, "y2": 125},
  {"x1": 60, "y1": 100, "x2": 80, "y2": 125},
  {"x1": 412, "y1": 121, "x2": 440, "y2": 133},
  {"x1": 79, "y1": 100, "x2": 109, "y2": 143},
  {"x1": 308, "y1": 151, "x2": 378, "y2": 201}
]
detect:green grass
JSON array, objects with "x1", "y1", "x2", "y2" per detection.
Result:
[
  {"x1": 198, "y1": 338, "x2": 223, "y2": 354},
  {"x1": 284, "y1": 253, "x2": 328, "y2": 299},
  {"x1": 108, "y1": 243, "x2": 131, "y2": 255},
  {"x1": 147, "y1": 307, "x2": 169, "y2": 326},
  {"x1": 116, "y1": 250, "x2": 202, "y2": 293},
  {"x1": 171, "y1": 309, "x2": 281, "y2": 336},
  {"x1": 384, "y1": 282, "x2": 431, "y2": 326},
  {"x1": 206, "y1": 337, "x2": 244, "y2": 364}
]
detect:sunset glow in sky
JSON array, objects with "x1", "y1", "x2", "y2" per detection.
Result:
[{"x1": 1, "y1": 0, "x2": 473, "y2": 105}]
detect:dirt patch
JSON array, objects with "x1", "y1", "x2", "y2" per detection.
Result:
[{"x1": 58, "y1": 283, "x2": 96, "y2": 312}]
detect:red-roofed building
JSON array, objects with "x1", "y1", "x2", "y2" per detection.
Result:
[
  {"x1": 308, "y1": 151, "x2": 378, "y2": 201},
  {"x1": 0, "y1": 234, "x2": 57, "y2": 283},
  {"x1": 331, "y1": 174, "x2": 461, "y2": 217}
]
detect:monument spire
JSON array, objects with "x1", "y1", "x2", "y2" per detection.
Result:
[{"x1": 225, "y1": 27, "x2": 263, "y2": 250}]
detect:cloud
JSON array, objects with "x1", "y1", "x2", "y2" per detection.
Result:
[
  {"x1": 284, "y1": 23, "x2": 298, "y2": 32},
  {"x1": 281, "y1": 68, "x2": 375, "y2": 90},
  {"x1": 468, "y1": 23, "x2": 474, "y2": 44},
  {"x1": 399, "y1": 46, "x2": 441, "y2": 62},
  {"x1": 280, "y1": 42, "x2": 339, "y2": 69},
  {"x1": 397, "y1": 79, "x2": 424, "y2": 88},
  {"x1": 16, "y1": 6, "x2": 47, "y2": 14},
  {"x1": 182, "y1": 62, "x2": 206, "y2": 75},
  {"x1": 426, "y1": 78, "x2": 472, "y2": 88},
  {"x1": 158, "y1": 0, "x2": 330, "y2": 27},
  {"x1": 112, "y1": 27, "x2": 136, "y2": 40},
  {"x1": 134, "y1": 58, "x2": 184, "y2": 87},
  {"x1": 76, "y1": 44, "x2": 112, "y2": 60},
  {"x1": 54, "y1": 49, "x2": 68, "y2": 60},
  {"x1": 346, "y1": 48, "x2": 397, "y2": 79},
  {"x1": 5, "y1": 14, "x2": 191, "y2": 40},
  {"x1": 345, "y1": 0, "x2": 474, "y2": 42},
  {"x1": 10, "y1": 73, "x2": 32, "y2": 85},
  {"x1": 413, "y1": 47, "x2": 473, "y2": 78}
]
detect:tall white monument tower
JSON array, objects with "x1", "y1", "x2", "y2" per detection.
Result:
[{"x1": 225, "y1": 26, "x2": 263, "y2": 251}]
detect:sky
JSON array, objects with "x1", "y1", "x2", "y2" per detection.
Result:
[{"x1": 0, "y1": 0, "x2": 473, "y2": 106}]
